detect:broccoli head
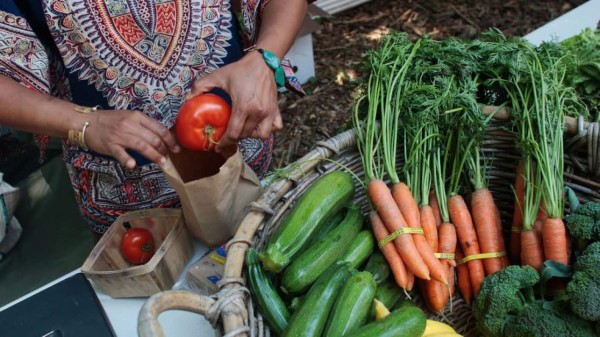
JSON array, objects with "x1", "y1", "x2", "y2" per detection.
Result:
[
  {"x1": 474, "y1": 265, "x2": 539, "y2": 337},
  {"x1": 474, "y1": 264, "x2": 597, "y2": 337},
  {"x1": 566, "y1": 201, "x2": 600, "y2": 244},
  {"x1": 503, "y1": 300, "x2": 596, "y2": 337},
  {"x1": 567, "y1": 241, "x2": 600, "y2": 321}
]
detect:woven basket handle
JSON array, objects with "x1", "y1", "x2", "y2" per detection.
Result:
[{"x1": 138, "y1": 290, "x2": 215, "y2": 337}]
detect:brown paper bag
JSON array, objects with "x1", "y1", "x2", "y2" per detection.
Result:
[{"x1": 162, "y1": 147, "x2": 262, "y2": 247}]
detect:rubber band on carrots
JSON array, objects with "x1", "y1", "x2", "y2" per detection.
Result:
[
  {"x1": 457, "y1": 251, "x2": 507, "y2": 265},
  {"x1": 434, "y1": 252, "x2": 456, "y2": 260},
  {"x1": 378, "y1": 228, "x2": 424, "y2": 249}
]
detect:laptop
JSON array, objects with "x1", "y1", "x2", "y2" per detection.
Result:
[{"x1": 0, "y1": 272, "x2": 116, "y2": 337}]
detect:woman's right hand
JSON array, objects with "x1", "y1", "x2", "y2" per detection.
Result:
[{"x1": 85, "y1": 109, "x2": 180, "y2": 169}]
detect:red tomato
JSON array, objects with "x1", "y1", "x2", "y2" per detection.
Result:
[
  {"x1": 175, "y1": 93, "x2": 231, "y2": 151},
  {"x1": 120, "y1": 228, "x2": 155, "y2": 265}
]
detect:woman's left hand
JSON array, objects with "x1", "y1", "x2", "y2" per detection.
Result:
[{"x1": 188, "y1": 51, "x2": 283, "y2": 153}]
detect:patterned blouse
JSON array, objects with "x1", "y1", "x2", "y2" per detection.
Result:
[{"x1": 0, "y1": 0, "x2": 305, "y2": 233}]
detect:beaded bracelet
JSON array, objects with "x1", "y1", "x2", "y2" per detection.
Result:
[{"x1": 246, "y1": 45, "x2": 286, "y2": 88}]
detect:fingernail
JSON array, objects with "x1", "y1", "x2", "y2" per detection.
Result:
[
  {"x1": 173, "y1": 145, "x2": 181, "y2": 153},
  {"x1": 160, "y1": 157, "x2": 167, "y2": 165}
]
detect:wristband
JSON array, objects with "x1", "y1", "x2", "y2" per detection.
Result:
[
  {"x1": 68, "y1": 105, "x2": 100, "y2": 149},
  {"x1": 68, "y1": 121, "x2": 90, "y2": 150},
  {"x1": 256, "y1": 48, "x2": 285, "y2": 88},
  {"x1": 74, "y1": 105, "x2": 100, "y2": 113}
]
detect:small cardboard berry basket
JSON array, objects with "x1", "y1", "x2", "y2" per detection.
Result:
[{"x1": 81, "y1": 208, "x2": 193, "y2": 298}]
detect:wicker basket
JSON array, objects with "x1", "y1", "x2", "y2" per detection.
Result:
[
  {"x1": 82, "y1": 208, "x2": 193, "y2": 298},
  {"x1": 138, "y1": 115, "x2": 599, "y2": 337}
]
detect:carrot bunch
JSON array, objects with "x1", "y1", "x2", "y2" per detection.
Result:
[
  {"x1": 498, "y1": 43, "x2": 572, "y2": 271},
  {"x1": 353, "y1": 36, "x2": 449, "y2": 294},
  {"x1": 418, "y1": 122, "x2": 458, "y2": 313},
  {"x1": 348, "y1": 30, "x2": 579, "y2": 319}
]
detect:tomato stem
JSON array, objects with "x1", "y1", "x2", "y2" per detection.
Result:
[{"x1": 204, "y1": 124, "x2": 219, "y2": 150}]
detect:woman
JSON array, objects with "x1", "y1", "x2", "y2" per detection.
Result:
[{"x1": 0, "y1": 0, "x2": 309, "y2": 234}]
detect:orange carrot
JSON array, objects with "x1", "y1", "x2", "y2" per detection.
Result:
[
  {"x1": 448, "y1": 194, "x2": 485, "y2": 296},
  {"x1": 542, "y1": 217, "x2": 569, "y2": 265},
  {"x1": 406, "y1": 268, "x2": 415, "y2": 292},
  {"x1": 428, "y1": 221, "x2": 457, "y2": 313},
  {"x1": 510, "y1": 160, "x2": 525, "y2": 265},
  {"x1": 448, "y1": 264, "x2": 456, "y2": 296},
  {"x1": 493, "y1": 204, "x2": 510, "y2": 268},
  {"x1": 392, "y1": 182, "x2": 447, "y2": 285},
  {"x1": 419, "y1": 278, "x2": 449, "y2": 314},
  {"x1": 456, "y1": 248, "x2": 473, "y2": 305},
  {"x1": 368, "y1": 180, "x2": 430, "y2": 280},
  {"x1": 520, "y1": 226, "x2": 545, "y2": 272},
  {"x1": 471, "y1": 188, "x2": 505, "y2": 275},
  {"x1": 370, "y1": 211, "x2": 409, "y2": 289},
  {"x1": 429, "y1": 192, "x2": 443, "y2": 229},
  {"x1": 420, "y1": 205, "x2": 439, "y2": 253},
  {"x1": 438, "y1": 222, "x2": 457, "y2": 267},
  {"x1": 418, "y1": 221, "x2": 457, "y2": 314},
  {"x1": 391, "y1": 183, "x2": 421, "y2": 229}
]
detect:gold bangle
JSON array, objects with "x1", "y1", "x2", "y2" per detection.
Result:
[
  {"x1": 68, "y1": 121, "x2": 90, "y2": 150},
  {"x1": 68, "y1": 104, "x2": 99, "y2": 149},
  {"x1": 74, "y1": 105, "x2": 100, "y2": 113}
]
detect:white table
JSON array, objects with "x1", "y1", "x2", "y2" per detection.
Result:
[{"x1": 0, "y1": 241, "x2": 218, "y2": 337}]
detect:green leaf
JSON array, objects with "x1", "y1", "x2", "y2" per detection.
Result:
[
  {"x1": 540, "y1": 260, "x2": 572, "y2": 299},
  {"x1": 565, "y1": 186, "x2": 580, "y2": 213}
]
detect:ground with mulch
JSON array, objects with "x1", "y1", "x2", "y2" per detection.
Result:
[{"x1": 273, "y1": 0, "x2": 586, "y2": 168}]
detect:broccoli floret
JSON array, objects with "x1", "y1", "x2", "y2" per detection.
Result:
[
  {"x1": 503, "y1": 300, "x2": 596, "y2": 337},
  {"x1": 574, "y1": 202, "x2": 600, "y2": 219},
  {"x1": 474, "y1": 265, "x2": 596, "y2": 337},
  {"x1": 474, "y1": 265, "x2": 539, "y2": 337},
  {"x1": 574, "y1": 242, "x2": 600, "y2": 279},
  {"x1": 566, "y1": 214, "x2": 600, "y2": 240},
  {"x1": 567, "y1": 241, "x2": 600, "y2": 321},
  {"x1": 566, "y1": 202, "x2": 600, "y2": 249}
]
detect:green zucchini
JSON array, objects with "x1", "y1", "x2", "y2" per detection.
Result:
[
  {"x1": 282, "y1": 263, "x2": 353, "y2": 337},
  {"x1": 246, "y1": 248, "x2": 290, "y2": 335},
  {"x1": 281, "y1": 204, "x2": 362, "y2": 294},
  {"x1": 322, "y1": 271, "x2": 377, "y2": 337},
  {"x1": 344, "y1": 305, "x2": 427, "y2": 337},
  {"x1": 260, "y1": 170, "x2": 355, "y2": 272},
  {"x1": 392, "y1": 299, "x2": 418, "y2": 310},
  {"x1": 294, "y1": 209, "x2": 346, "y2": 259},
  {"x1": 374, "y1": 278, "x2": 405, "y2": 309},
  {"x1": 369, "y1": 278, "x2": 406, "y2": 320},
  {"x1": 310, "y1": 210, "x2": 346, "y2": 245},
  {"x1": 337, "y1": 229, "x2": 375, "y2": 269},
  {"x1": 288, "y1": 295, "x2": 305, "y2": 312},
  {"x1": 363, "y1": 250, "x2": 391, "y2": 285}
]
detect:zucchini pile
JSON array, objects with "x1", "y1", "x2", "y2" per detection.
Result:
[{"x1": 246, "y1": 171, "x2": 427, "y2": 337}]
